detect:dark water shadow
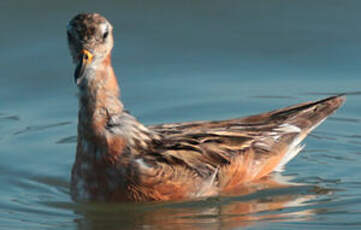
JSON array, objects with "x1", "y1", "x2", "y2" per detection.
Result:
[
  {"x1": 56, "y1": 135, "x2": 77, "y2": 144},
  {"x1": 30, "y1": 175, "x2": 71, "y2": 195},
  {"x1": 310, "y1": 129, "x2": 361, "y2": 148},
  {"x1": 303, "y1": 91, "x2": 361, "y2": 96},
  {"x1": 309, "y1": 133, "x2": 338, "y2": 141},
  {"x1": 0, "y1": 114, "x2": 20, "y2": 121},
  {"x1": 328, "y1": 117, "x2": 361, "y2": 123},
  {"x1": 14, "y1": 121, "x2": 72, "y2": 135}
]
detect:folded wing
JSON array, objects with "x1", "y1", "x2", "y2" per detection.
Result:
[{"x1": 127, "y1": 95, "x2": 344, "y2": 199}]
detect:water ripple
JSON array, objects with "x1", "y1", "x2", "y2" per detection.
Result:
[
  {"x1": 297, "y1": 176, "x2": 342, "y2": 185},
  {"x1": 14, "y1": 122, "x2": 72, "y2": 135},
  {"x1": 329, "y1": 117, "x2": 361, "y2": 123},
  {"x1": 57, "y1": 180, "x2": 337, "y2": 230},
  {"x1": 304, "y1": 91, "x2": 361, "y2": 96},
  {"x1": 0, "y1": 114, "x2": 20, "y2": 121},
  {"x1": 56, "y1": 135, "x2": 77, "y2": 144},
  {"x1": 251, "y1": 95, "x2": 298, "y2": 100}
]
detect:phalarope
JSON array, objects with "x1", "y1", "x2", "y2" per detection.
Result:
[{"x1": 67, "y1": 13, "x2": 345, "y2": 201}]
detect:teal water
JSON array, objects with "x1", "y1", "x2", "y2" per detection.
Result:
[{"x1": 1, "y1": 0, "x2": 361, "y2": 229}]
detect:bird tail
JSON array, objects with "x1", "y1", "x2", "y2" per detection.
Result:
[{"x1": 272, "y1": 94, "x2": 346, "y2": 171}]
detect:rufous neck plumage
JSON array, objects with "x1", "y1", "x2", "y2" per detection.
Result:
[{"x1": 77, "y1": 53, "x2": 124, "y2": 136}]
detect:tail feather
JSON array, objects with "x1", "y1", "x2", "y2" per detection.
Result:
[
  {"x1": 274, "y1": 144, "x2": 305, "y2": 172},
  {"x1": 272, "y1": 95, "x2": 345, "y2": 171},
  {"x1": 272, "y1": 95, "x2": 345, "y2": 131}
]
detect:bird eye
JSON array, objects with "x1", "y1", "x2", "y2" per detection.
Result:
[
  {"x1": 67, "y1": 31, "x2": 73, "y2": 40},
  {"x1": 103, "y1": 31, "x2": 109, "y2": 40}
]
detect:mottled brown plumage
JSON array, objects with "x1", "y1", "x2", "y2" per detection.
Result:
[{"x1": 67, "y1": 13, "x2": 345, "y2": 202}]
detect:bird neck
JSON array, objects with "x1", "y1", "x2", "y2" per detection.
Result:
[{"x1": 78, "y1": 54, "x2": 124, "y2": 136}]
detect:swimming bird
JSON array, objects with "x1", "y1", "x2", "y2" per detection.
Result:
[{"x1": 67, "y1": 13, "x2": 345, "y2": 202}]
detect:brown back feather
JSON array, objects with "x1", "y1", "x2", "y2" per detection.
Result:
[{"x1": 144, "y1": 95, "x2": 345, "y2": 193}]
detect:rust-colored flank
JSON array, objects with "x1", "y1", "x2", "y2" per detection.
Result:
[{"x1": 67, "y1": 13, "x2": 345, "y2": 202}]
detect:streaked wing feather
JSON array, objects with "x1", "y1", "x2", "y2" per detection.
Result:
[{"x1": 146, "y1": 95, "x2": 345, "y2": 181}]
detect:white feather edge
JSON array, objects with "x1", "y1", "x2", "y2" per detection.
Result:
[{"x1": 274, "y1": 117, "x2": 328, "y2": 172}]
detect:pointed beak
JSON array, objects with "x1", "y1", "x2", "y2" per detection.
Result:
[{"x1": 74, "y1": 49, "x2": 94, "y2": 85}]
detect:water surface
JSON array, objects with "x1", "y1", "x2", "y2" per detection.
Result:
[{"x1": 1, "y1": 0, "x2": 361, "y2": 229}]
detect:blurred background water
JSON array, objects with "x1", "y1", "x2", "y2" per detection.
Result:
[{"x1": 0, "y1": 0, "x2": 361, "y2": 229}]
